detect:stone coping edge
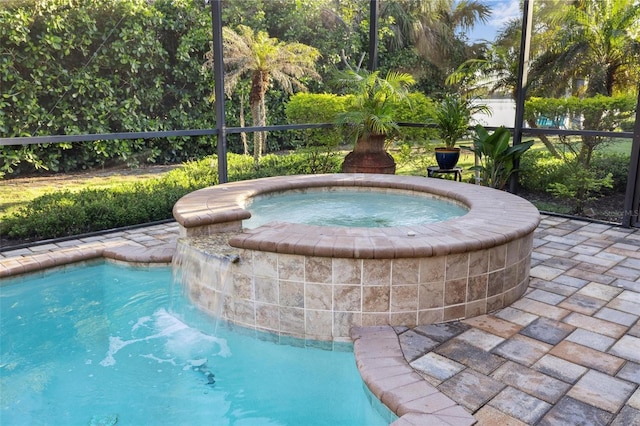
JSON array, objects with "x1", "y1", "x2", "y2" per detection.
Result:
[
  {"x1": 0, "y1": 243, "x2": 174, "y2": 279},
  {"x1": 173, "y1": 174, "x2": 541, "y2": 259},
  {"x1": 351, "y1": 325, "x2": 476, "y2": 426}
]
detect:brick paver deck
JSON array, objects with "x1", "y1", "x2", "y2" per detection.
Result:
[{"x1": 2, "y1": 215, "x2": 639, "y2": 425}]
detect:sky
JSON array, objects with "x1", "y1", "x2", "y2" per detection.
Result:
[{"x1": 465, "y1": 0, "x2": 522, "y2": 43}]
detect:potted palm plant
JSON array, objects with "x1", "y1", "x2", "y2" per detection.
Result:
[
  {"x1": 432, "y1": 93, "x2": 490, "y2": 170},
  {"x1": 334, "y1": 69, "x2": 415, "y2": 174}
]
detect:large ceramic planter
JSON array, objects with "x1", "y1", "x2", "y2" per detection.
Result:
[
  {"x1": 341, "y1": 133, "x2": 396, "y2": 174},
  {"x1": 434, "y1": 147, "x2": 460, "y2": 170}
]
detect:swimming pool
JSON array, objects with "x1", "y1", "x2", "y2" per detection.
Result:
[{"x1": 0, "y1": 263, "x2": 393, "y2": 425}]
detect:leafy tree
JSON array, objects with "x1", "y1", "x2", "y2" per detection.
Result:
[
  {"x1": 410, "y1": 0, "x2": 490, "y2": 72},
  {"x1": 375, "y1": 0, "x2": 490, "y2": 93},
  {"x1": 220, "y1": 0, "x2": 351, "y2": 83},
  {"x1": 0, "y1": 0, "x2": 216, "y2": 174},
  {"x1": 533, "y1": 0, "x2": 640, "y2": 97},
  {"x1": 448, "y1": 0, "x2": 640, "y2": 157},
  {"x1": 206, "y1": 24, "x2": 320, "y2": 163},
  {"x1": 526, "y1": 95, "x2": 635, "y2": 214},
  {"x1": 525, "y1": 1, "x2": 639, "y2": 214}
]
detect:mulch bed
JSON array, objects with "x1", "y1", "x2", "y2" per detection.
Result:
[{"x1": 519, "y1": 189, "x2": 627, "y2": 224}]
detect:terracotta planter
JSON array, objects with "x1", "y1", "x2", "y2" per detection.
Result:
[
  {"x1": 341, "y1": 134, "x2": 396, "y2": 174},
  {"x1": 434, "y1": 147, "x2": 460, "y2": 170}
]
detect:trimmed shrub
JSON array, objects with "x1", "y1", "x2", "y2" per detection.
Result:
[
  {"x1": 519, "y1": 148, "x2": 629, "y2": 195},
  {"x1": 591, "y1": 152, "x2": 630, "y2": 193},
  {"x1": 392, "y1": 92, "x2": 436, "y2": 143},
  {"x1": 518, "y1": 149, "x2": 568, "y2": 192},
  {"x1": 0, "y1": 151, "x2": 342, "y2": 242}
]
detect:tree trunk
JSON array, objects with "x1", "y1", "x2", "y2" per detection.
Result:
[
  {"x1": 259, "y1": 98, "x2": 267, "y2": 154},
  {"x1": 251, "y1": 101, "x2": 261, "y2": 164},
  {"x1": 525, "y1": 119, "x2": 561, "y2": 158},
  {"x1": 239, "y1": 92, "x2": 248, "y2": 155},
  {"x1": 250, "y1": 71, "x2": 269, "y2": 164}
]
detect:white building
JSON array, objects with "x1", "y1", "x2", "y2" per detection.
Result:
[{"x1": 472, "y1": 98, "x2": 516, "y2": 128}]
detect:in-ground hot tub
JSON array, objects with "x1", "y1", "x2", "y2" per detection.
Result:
[{"x1": 172, "y1": 174, "x2": 540, "y2": 341}]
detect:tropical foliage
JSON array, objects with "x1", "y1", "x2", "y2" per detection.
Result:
[
  {"x1": 431, "y1": 93, "x2": 489, "y2": 148},
  {"x1": 465, "y1": 125, "x2": 533, "y2": 190},
  {"x1": 532, "y1": 0, "x2": 640, "y2": 97},
  {"x1": 0, "y1": 0, "x2": 637, "y2": 189},
  {"x1": 0, "y1": 0, "x2": 217, "y2": 171},
  {"x1": 206, "y1": 24, "x2": 321, "y2": 163},
  {"x1": 333, "y1": 70, "x2": 415, "y2": 142},
  {"x1": 375, "y1": 0, "x2": 490, "y2": 93}
]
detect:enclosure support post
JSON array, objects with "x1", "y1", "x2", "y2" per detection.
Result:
[
  {"x1": 510, "y1": 0, "x2": 533, "y2": 193},
  {"x1": 211, "y1": 0, "x2": 228, "y2": 183},
  {"x1": 368, "y1": 0, "x2": 378, "y2": 71},
  {"x1": 622, "y1": 86, "x2": 640, "y2": 227}
]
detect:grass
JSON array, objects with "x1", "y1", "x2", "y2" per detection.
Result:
[
  {"x1": 0, "y1": 166, "x2": 175, "y2": 219},
  {"x1": 526, "y1": 136, "x2": 632, "y2": 155},
  {"x1": 602, "y1": 138, "x2": 632, "y2": 155},
  {"x1": 393, "y1": 140, "x2": 483, "y2": 181}
]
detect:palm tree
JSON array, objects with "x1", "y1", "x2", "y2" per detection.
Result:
[
  {"x1": 531, "y1": 0, "x2": 639, "y2": 213},
  {"x1": 411, "y1": 0, "x2": 490, "y2": 70},
  {"x1": 448, "y1": 0, "x2": 640, "y2": 155},
  {"x1": 375, "y1": 0, "x2": 490, "y2": 90},
  {"x1": 205, "y1": 25, "x2": 320, "y2": 162},
  {"x1": 534, "y1": 0, "x2": 640, "y2": 97}
]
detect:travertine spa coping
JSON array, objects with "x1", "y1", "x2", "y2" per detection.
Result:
[{"x1": 172, "y1": 174, "x2": 540, "y2": 341}]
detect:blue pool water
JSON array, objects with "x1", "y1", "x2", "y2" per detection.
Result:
[
  {"x1": 0, "y1": 263, "x2": 393, "y2": 425},
  {"x1": 244, "y1": 189, "x2": 467, "y2": 229}
]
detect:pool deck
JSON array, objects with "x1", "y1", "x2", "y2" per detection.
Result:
[{"x1": 2, "y1": 215, "x2": 640, "y2": 425}]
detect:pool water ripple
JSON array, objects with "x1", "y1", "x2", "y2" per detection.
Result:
[
  {"x1": 244, "y1": 189, "x2": 467, "y2": 229},
  {"x1": 0, "y1": 263, "x2": 392, "y2": 425}
]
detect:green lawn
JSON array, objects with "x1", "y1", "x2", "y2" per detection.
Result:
[
  {"x1": 0, "y1": 167, "x2": 174, "y2": 219},
  {"x1": 526, "y1": 136, "x2": 632, "y2": 155}
]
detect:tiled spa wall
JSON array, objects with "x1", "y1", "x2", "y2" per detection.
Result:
[{"x1": 173, "y1": 232, "x2": 533, "y2": 342}]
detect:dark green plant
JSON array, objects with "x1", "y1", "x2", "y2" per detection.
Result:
[
  {"x1": 518, "y1": 149, "x2": 623, "y2": 214},
  {"x1": 518, "y1": 149, "x2": 567, "y2": 192},
  {"x1": 431, "y1": 93, "x2": 490, "y2": 148},
  {"x1": 547, "y1": 166, "x2": 613, "y2": 215},
  {"x1": 333, "y1": 69, "x2": 415, "y2": 143},
  {"x1": 465, "y1": 125, "x2": 533, "y2": 190},
  {"x1": 0, "y1": 0, "x2": 216, "y2": 176},
  {"x1": 591, "y1": 152, "x2": 630, "y2": 193}
]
